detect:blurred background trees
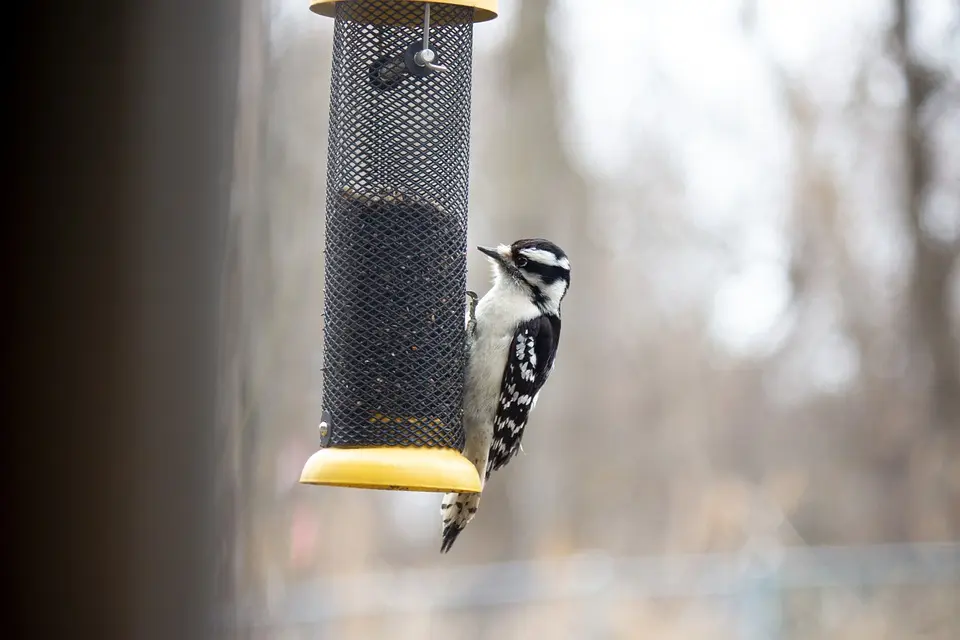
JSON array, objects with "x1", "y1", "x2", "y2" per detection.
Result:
[{"x1": 225, "y1": 0, "x2": 959, "y2": 636}]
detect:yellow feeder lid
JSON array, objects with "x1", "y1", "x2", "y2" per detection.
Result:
[{"x1": 310, "y1": 0, "x2": 498, "y2": 23}]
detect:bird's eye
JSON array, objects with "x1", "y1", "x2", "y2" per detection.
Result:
[{"x1": 516, "y1": 256, "x2": 529, "y2": 268}]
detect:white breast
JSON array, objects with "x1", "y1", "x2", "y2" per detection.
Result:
[{"x1": 463, "y1": 278, "x2": 540, "y2": 426}]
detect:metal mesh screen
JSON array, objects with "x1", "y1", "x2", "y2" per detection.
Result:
[{"x1": 321, "y1": 0, "x2": 474, "y2": 449}]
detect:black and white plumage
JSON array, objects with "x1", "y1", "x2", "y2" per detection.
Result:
[{"x1": 441, "y1": 238, "x2": 570, "y2": 553}]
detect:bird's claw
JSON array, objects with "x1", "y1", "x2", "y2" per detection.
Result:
[{"x1": 465, "y1": 291, "x2": 479, "y2": 335}]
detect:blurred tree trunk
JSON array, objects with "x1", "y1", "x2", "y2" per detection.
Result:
[
  {"x1": 892, "y1": 0, "x2": 960, "y2": 542},
  {"x1": 221, "y1": 0, "x2": 269, "y2": 627},
  {"x1": 893, "y1": 0, "x2": 959, "y2": 433}
]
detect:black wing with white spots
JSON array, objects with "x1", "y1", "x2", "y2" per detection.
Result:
[{"x1": 486, "y1": 315, "x2": 561, "y2": 477}]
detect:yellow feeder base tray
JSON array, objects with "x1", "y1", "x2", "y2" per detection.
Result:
[{"x1": 299, "y1": 446, "x2": 481, "y2": 492}]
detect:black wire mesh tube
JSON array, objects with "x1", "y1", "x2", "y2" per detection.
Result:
[{"x1": 321, "y1": 0, "x2": 474, "y2": 450}]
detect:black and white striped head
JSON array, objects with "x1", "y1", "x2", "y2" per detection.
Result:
[{"x1": 478, "y1": 238, "x2": 571, "y2": 313}]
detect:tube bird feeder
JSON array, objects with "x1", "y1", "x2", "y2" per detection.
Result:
[{"x1": 299, "y1": 0, "x2": 497, "y2": 492}]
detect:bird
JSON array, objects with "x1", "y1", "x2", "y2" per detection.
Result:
[{"x1": 441, "y1": 238, "x2": 570, "y2": 553}]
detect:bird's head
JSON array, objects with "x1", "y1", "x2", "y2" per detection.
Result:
[{"x1": 478, "y1": 238, "x2": 570, "y2": 313}]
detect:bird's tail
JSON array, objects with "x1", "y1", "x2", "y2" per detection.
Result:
[{"x1": 440, "y1": 490, "x2": 482, "y2": 553}]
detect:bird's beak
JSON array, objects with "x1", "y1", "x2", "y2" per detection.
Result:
[{"x1": 478, "y1": 245, "x2": 508, "y2": 262}]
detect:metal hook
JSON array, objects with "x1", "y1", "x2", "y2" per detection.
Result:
[{"x1": 414, "y1": 3, "x2": 448, "y2": 73}]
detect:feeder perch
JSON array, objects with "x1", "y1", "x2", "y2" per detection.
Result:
[{"x1": 300, "y1": 0, "x2": 497, "y2": 493}]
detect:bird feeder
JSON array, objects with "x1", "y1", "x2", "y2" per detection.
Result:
[{"x1": 299, "y1": 0, "x2": 497, "y2": 492}]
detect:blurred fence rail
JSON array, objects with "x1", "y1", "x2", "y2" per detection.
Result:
[{"x1": 237, "y1": 542, "x2": 959, "y2": 638}]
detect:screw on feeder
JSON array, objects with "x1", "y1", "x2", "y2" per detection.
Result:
[
  {"x1": 414, "y1": 3, "x2": 448, "y2": 73},
  {"x1": 369, "y1": 2, "x2": 449, "y2": 90},
  {"x1": 415, "y1": 47, "x2": 445, "y2": 72}
]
